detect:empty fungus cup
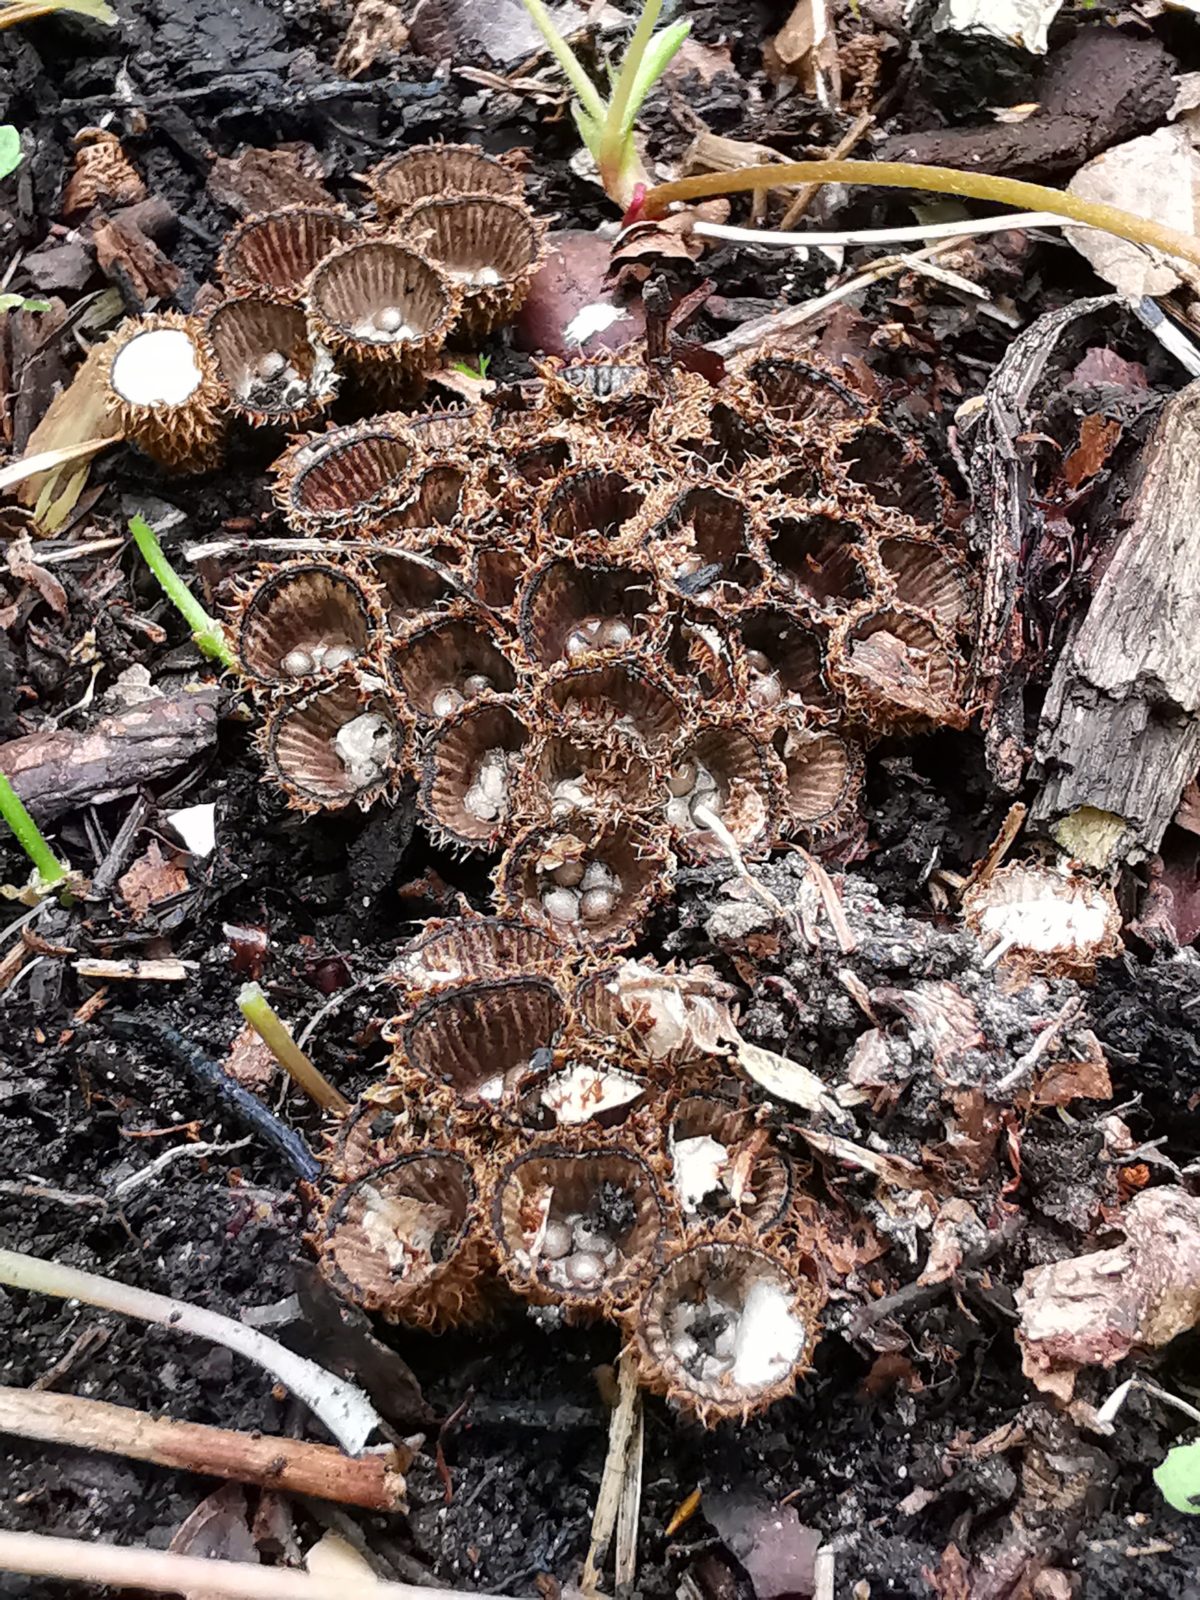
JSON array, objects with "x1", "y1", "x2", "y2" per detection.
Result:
[
  {"x1": 747, "y1": 355, "x2": 867, "y2": 424},
  {"x1": 218, "y1": 205, "x2": 361, "y2": 298},
  {"x1": 272, "y1": 420, "x2": 416, "y2": 532},
  {"x1": 779, "y1": 728, "x2": 863, "y2": 837},
  {"x1": 391, "y1": 915, "x2": 564, "y2": 998},
  {"x1": 540, "y1": 661, "x2": 685, "y2": 753},
  {"x1": 645, "y1": 485, "x2": 764, "y2": 609},
  {"x1": 400, "y1": 975, "x2": 566, "y2": 1112},
  {"x1": 766, "y1": 511, "x2": 871, "y2": 613},
  {"x1": 367, "y1": 142, "x2": 523, "y2": 219}
]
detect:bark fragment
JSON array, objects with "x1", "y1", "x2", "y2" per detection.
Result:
[{"x1": 1032, "y1": 380, "x2": 1200, "y2": 862}]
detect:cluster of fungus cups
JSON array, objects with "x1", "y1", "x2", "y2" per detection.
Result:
[
  {"x1": 315, "y1": 915, "x2": 827, "y2": 1421},
  {"x1": 99, "y1": 147, "x2": 544, "y2": 466},
  {"x1": 229, "y1": 335, "x2": 975, "y2": 926},
  {"x1": 96, "y1": 142, "x2": 989, "y2": 1418}
]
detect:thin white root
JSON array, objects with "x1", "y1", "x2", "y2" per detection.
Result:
[{"x1": 0, "y1": 1247, "x2": 383, "y2": 1455}]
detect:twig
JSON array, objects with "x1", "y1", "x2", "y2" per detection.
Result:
[
  {"x1": 1095, "y1": 1375, "x2": 1200, "y2": 1431},
  {"x1": 76, "y1": 957, "x2": 191, "y2": 982},
  {"x1": 692, "y1": 208, "x2": 1075, "y2": 252},
  {"x1": 581, "y1": 1350, "x2": 643, "y2": 1595},
  {"x1": 993, "y1": 997, "x2": 1085, "y2": 1096},
  {"x1": 106, "y1": 1013, "x2": 322, "y2": 1181},
  {"x1": 962, "y1": 802, "x2": 1027, "y2": 897},
  {"x1": 0, "y1": 1247, "x2": 384, "y2": 1455},
  {"x1": 777, "y1": 109, "x2": 873, "y2": 228},
  {"x1": 708, "y1": 239, "x2": 970, "y2": 359},
  {"x1": 109, "y1": 1136, "x2": 254, "y2": 1203},
  {"x1": 0, "y1": 1530, "x2": 496, "y2": 1599},
  {"x1": 0, "y1": 1387, "x2": 407, "y2": 1511}
]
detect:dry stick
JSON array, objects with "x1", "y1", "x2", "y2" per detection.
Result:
[
  {"x1": 642, "y1": 159, "x2": 1200, "y2": 273},
  {"x1": 0, "y1": 1530, "x2": 498, "y2": 1600},
  {"x1": 777, "y1": 114, "x2": 875, "y2": 229},
  {"x1": 581, "y1": 1349, "x2": 643, "y2": 1596},
  {"x1": 708, "y1": 238, "x2": 967, "y2": 359},
  {"x1": 0, "y1": 1247, "x2": 383, "y2": 1455},
  {"x1": 0, "y1": 1387, "x2": 407, "y2": 1512}
]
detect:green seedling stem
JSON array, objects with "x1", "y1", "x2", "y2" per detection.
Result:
[
  {"x1": 129, "y1": 515, "x2": 236, "y2": 670},
  {"x1": 0, "y1": 771, "x2": 67, "y2": 889},
  {"x1": 639, "y1": 159, "x2": 1200, "y2": 273},
  {"x1": 518, "y1": 0, "x2": 689, "y2": 205},
  {"x1": 237, "y1": 982, "x2": 350, "y2": 1116}
]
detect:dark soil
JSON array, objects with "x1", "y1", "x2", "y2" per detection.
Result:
[{"x1": 3, "y1": 1, "x2": 1200, "y2": 1597}]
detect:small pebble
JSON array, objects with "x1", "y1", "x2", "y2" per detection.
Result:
[
  {"x1": 541, "y1": 1220, "x2": 573, "y2": 1261},
  {"x1": 376, "y1": 306, "x2": 405, "y2": 333},
  {"x1": 551, "y1": 858, "x2": 585, "y2": 888},
  {"x1": 257, "y1": 350, "x2": 287, "y2": 382},
  {"x1": 565, "y1": 1251, "x2": 605, "y2": 1289},
  {"x1": 542, "y1": 887, "x2": 580, "y2": 924},
  {"x1": 323, "y1": 644, "x2": 356, "y2": 671},
  {"x1": 462, "y1": 672, "x2": 494, "y2": 696},
  {"x1": 580, "y1": 887, "x2": 614, "y2": 923},
  {"x1": 432, "y1": 687, "x2": 466, "y2": 717},
  {"x1": 282, "y1": 647, "x2": 314, "y2": 677}
]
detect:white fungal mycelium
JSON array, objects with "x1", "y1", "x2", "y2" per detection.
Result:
[{"x1": 110, "y1": 327, "x2": 204, "y2": 407}]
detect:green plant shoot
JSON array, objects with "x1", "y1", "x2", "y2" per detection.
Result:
[
  {"x1": 517, "y1": 0, "x2": 689, "y2": 207},
  {"x1": 0, "y1": 770, "x2": 68, "y2": 888},
  {"x1": 1155, "y1": 1443, "x2": 1200, "y2": 1515},
  {"x1": 450, "y1": 352, "x2": 492, "y2": 381},
  {"x1": 0, "y1": 294, "x2": 51, "y2": 314},
  {"x1": 0, "y1": 125, "x2": 21, "y2": 180},
  {"x1": 129, "y1": 514, "x2": 236, "y2": 670}
]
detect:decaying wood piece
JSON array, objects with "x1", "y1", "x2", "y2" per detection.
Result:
[
  {"x1": 968, "y1": 295, "x2": 1119, "y2": 791},
  {"x1": 1032, "y1": 380, "x2": 1200, "y2": 863},
  {"x1": 0, "y1": 1386, "x2": 408, "y2": 1512},
  {"x1": 0, "y1": 685, "x2": 221, "y2": 823}
]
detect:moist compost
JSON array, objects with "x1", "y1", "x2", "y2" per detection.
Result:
[{"x1": 3, "y1": 1, "x2": 1200, "y2": 1597}]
